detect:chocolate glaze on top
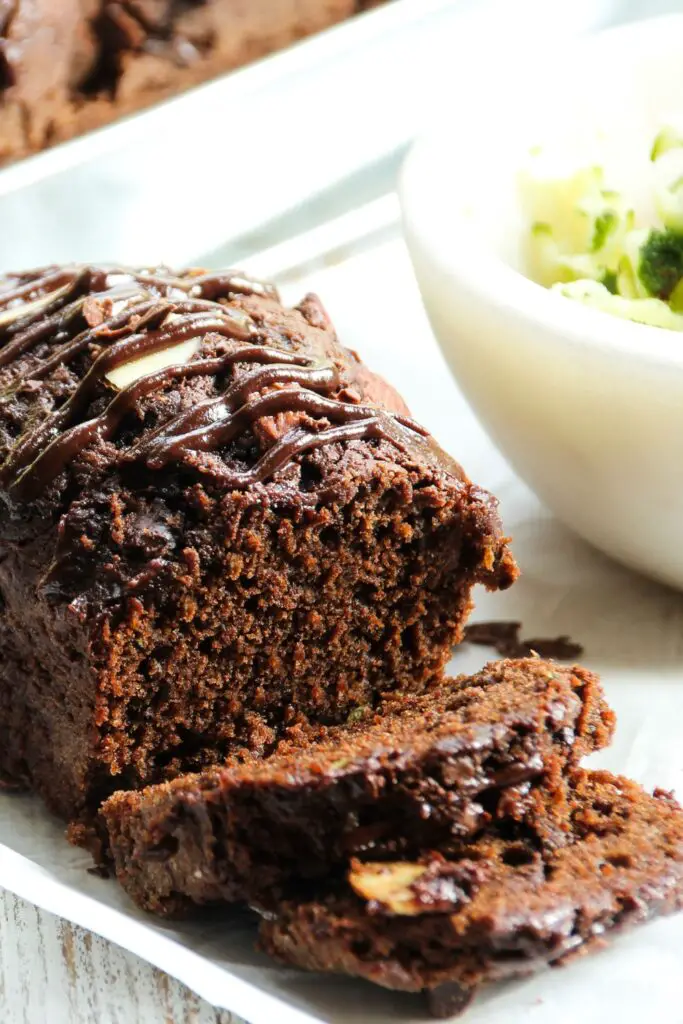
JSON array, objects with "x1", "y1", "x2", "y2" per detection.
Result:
[{"x1": 0, "y1": 265, "x2": 450, "y2": 503}]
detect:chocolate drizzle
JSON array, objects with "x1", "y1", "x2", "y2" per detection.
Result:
[{"x1": 0, "y1": 265, "x2": 435, "y2": 502}]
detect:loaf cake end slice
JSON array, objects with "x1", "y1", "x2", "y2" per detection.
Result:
[{"x1": 258, "y1": 771, "x2": 683, "y2": 1017}]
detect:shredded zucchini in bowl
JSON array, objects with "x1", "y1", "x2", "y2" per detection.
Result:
[{"x1": 521, "y1": 127, "x2": 683, "y2": 330}]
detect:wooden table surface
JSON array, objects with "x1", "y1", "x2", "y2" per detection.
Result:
[{"x1": 0, "y1": 889, "x2": 245, "y2": 1024}]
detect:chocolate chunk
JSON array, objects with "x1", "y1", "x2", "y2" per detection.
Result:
[
  {"x1": 464, "y1": 620, "x2": 522, "y2": 653},
  {"x1": 464, "y1": 621, "x2": 584, "y2": 660},
  {"x1": 426, "y1": 983, "x2": 474, "y2": 1019},
  {"x1": 520, "y1": 636, "x2": 584, "y2": 660}
]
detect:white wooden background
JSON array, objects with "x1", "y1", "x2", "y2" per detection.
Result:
[{"x1": 0, "y1": 889, "x2": 244, "y2": 1024}]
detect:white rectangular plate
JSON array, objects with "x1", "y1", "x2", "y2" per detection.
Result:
[{"x1": 1, "y1": 237, "x2": 683, "y2": 1024}]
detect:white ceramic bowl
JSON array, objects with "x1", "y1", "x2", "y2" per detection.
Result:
[{"x1": 400, "y1": 13, "x2": 683, "y2": 591}]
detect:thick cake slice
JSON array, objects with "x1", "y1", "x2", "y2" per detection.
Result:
[
  {"x1": 0, "y1": 265, "x2": 516, "y2": 824},
  {"x1": 101, "y1": 659, "x2": 614, "y2": 915},
  {"x1": 259, "y1": 771, "x2": 683, "y2": 1018}
]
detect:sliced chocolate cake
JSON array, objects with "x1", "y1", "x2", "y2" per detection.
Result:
[
  {"x1": 102, "y1": 658, "x2": 614, "y2": 915},
  {"x1": 259, "y1": 771, "x2": 683, "y2": 1017},
  {"x1": 0, "y1": 264, "x2": 516, "y2": 824}
]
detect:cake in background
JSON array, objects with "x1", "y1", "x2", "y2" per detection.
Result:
[{"x1": 0, "y1": 1, "x2": 389, "y2": 166}]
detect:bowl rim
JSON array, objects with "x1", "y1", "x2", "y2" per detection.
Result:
[{"x1": 399, "y1": 10, "x2": 683, "y2": 370}]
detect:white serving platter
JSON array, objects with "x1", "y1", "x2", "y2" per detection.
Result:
[{"x1": 1, "y1": 231, "x2": 683, "y2": 1024}]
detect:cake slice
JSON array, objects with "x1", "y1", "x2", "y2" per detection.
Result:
[
  {"x1": 0, "y1": 264, "x2": 516, "y2": 825},
  {"x1": 258, "y1": 771, "x2": 683, "y2": 1018},
  {"x1": 101, "y1": 658, "x2": 614, "y2": 915}
]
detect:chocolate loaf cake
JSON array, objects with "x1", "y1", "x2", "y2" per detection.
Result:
[
  {"x1": 102, "y1": 658, "x2": 614, "y2": 915},
  {"x1": 0, "y1": 264, "x2": 516, "y2": 824},
  {"x1": 0, "y1": 1, "x2": 387, "y2": 166},
  {"x1": 259, "y1": 771, "x2": 683, "y2": 1018}
]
